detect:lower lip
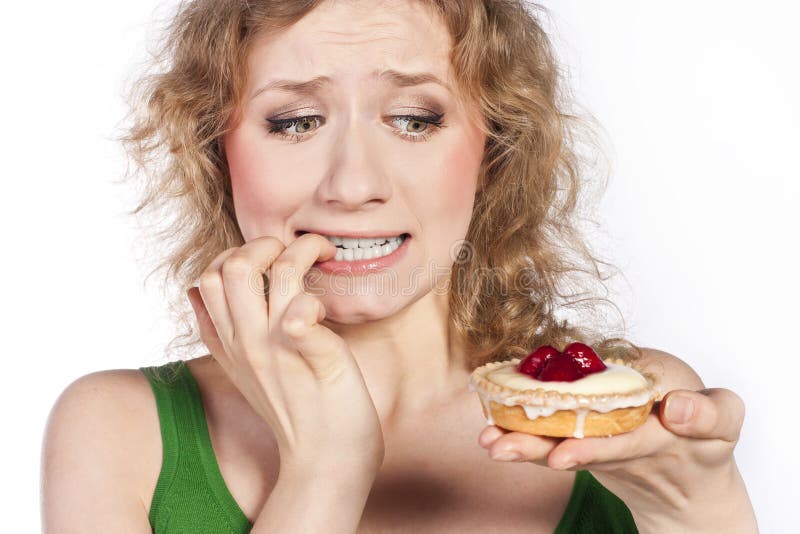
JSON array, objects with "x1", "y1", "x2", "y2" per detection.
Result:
[{"x1": 314, "y1": 235, "x2": 411, "y2": 275}]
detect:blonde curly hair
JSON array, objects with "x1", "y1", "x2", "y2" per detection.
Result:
[{"x1": 116, "y1": 0, "x2": 641, "y2": 369}]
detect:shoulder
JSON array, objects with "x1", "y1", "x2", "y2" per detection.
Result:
[
  {"x1": 634, "y1": 346, "x2": 705, "y2": 393},
  {"x1": 44, "y1": 368, "x2": 158, "y2": 444},
  {"x1": 41, "y1": 368, "x2": 160, "y2": 531}
]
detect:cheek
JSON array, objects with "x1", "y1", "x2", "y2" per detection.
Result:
[
  {"x1": 226, "y1": 129, "x2": 273, "y2": 208},
  {"x1": 433, "y1": 134, "x2": 483, "y2": 226},
  {"x1": 412, "y1": 133, "x2": 484, "y2": 271},
  {"x1": 224, "y1": 127, "x2": 299, "y2": 240}
]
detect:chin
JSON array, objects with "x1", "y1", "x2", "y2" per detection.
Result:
[{"x1": 318, "y1": 291, "x2": 416, "y2": 325}]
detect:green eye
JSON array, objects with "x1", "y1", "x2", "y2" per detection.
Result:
[
  {"x1": 265, "y1": 113, "x2": 445, "y2": 143},
  {"x1": 391, "y1": 114, "x2": 445, "y2": 142},
  {"x1": 267, "y1": 116, "x2": 322, "y2": 137}
]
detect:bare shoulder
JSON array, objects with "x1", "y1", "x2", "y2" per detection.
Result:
[
  {"x1": 41, "y1": 368, "x2": 160, "y2": 533},
  {"x1": 635, "y1": 346, "x2": 705, "y2": 393}
]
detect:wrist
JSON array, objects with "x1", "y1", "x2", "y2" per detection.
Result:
[
  {"x1": 251, "y1": 465, "x2": 377, "y2": 533},
  {"x1": 280, "y1": 446, "x2": 384, "y2": 482},
  {"x1": 279, "y1": 461, "x2": 378, "y2": 493},
  {"x1": 630, "y1": 460, "x2": 757, "y2": 533}
]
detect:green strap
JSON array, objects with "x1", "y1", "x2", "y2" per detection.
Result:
[
  {"x1": 140, "y1": 363, "x2": 181, "y2": 529},
  {"x1": 140, "y1": 360, "x2": 252, "y2": 533},
  {"x1": 554, "y1": 470, "x2": 638, "y2": 533}
]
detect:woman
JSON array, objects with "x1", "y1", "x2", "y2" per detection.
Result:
[{"x1": 41, "y1": 0, "x2": 757, "y2": 532}]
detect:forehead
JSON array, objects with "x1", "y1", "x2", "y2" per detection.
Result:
[{"x1": 245, "y1": 0, "x2": 453, "y2": 93}]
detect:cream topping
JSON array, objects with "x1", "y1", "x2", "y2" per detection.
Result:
[{"x1": 486, "y1": 362, "x2": 648, "y2": 395}]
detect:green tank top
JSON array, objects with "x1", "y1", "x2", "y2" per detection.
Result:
[{"x1": 139, "y1": 359, "x2": 638, "y2": 533}]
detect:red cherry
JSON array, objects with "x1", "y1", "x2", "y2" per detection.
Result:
[
  {"x1": 537, "y1": 352, "x2": 585, "y2": 381},
  {"x1": 518, "y1": 345, "x2": 560, "y2": 377},
  {"x1": 563, "y1": 342, "x2": 606, "y2": 375}
]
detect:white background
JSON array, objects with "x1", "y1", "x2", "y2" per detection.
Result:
[{"x1": 2, "y1": 1, "x2": 796, "y2": 531}]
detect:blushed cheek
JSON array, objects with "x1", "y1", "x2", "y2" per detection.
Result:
[
  {"x1": 435, "y1": 133, "x2": 485, "y2": 231},
  {"x1": 224, "y1": 130, "x2": 286, "y2": 241}
]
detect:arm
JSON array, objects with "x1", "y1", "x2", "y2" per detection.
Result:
[
  {"x1": 251, "y1": 466, "x2": 375, "y2": 533},
  {"x1": 41, "y1": 371, "x2": 153, "y2": 533}
]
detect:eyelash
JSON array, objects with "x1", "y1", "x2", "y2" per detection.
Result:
[{"x1": 265, "y1": 113, "x2": 446, "y2": 143}]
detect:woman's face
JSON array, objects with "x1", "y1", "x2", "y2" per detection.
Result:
[{"x1": 223, "y1": 0, "x2": 486, "y2": 324}]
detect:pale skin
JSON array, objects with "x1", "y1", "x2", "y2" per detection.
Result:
[{"x1": 40, "y1": 0, "x2": 757, "y2": 532}]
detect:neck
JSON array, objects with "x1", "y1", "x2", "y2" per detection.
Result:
[{"x1": 322, "y1": 290, "x2": 471, "y2": 427}]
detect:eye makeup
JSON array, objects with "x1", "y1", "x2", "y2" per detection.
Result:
[{"x1": 265, "y1": 112, "x2": 446, "y2": 143}]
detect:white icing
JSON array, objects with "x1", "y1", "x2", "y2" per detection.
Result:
[
  {"x1": 480, "y1": 393, "x2": 494, "y2": 425},
  {"x1": 469, "y1": 380, "x2": 494, "y2": 425},
  {"x1": 521, "y1": 405, "x2": 559, "y2": 419},
  {"x1": 574, "y1": 409, "x2": 588, "y2": 438},
  {"x1": 486, "y1": 363, "x2": 647, "y2": 395}
]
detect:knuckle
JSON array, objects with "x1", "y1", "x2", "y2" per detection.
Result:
[
  {"x1": 212, "y1": 246, "x2": 239, "y2": 264},
  {"x1": 222, "y1": 256, "x2": 255, "y2": 278},
  {"x1": 280, "y1": 315, "x2": 304, "y2": 336},
  {"x1": 198, "y1": 271, "x2": 221, "y2": 291}
]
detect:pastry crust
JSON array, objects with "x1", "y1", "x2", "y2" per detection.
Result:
[
  {"x1": 478, "y1": 398, "x2": 655, "y2": 438},
  {"x1": 470, "y1": 357, "x2": 659, "y2": 438}
]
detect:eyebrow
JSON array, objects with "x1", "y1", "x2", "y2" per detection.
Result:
[{"x1": 249, "y1": 68, "x2": 451, "y2": 101}]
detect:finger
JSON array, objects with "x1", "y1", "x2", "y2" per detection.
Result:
[
  {"x1": 282, "y1": 292, "x2": 327, "y2": 333},
  {"x1": 197, "y1": 247, "x2": 240, "y2": 346},
  {"x1": 478, "y1": 425, "x2": 507, "y2": 448},
  {"x1": 545, "y1": 414, "x2": 671, "y2": 470},
  {"x1": 660, "y1": 388, "x2": 744, "y2": 442},
  {"x1": 187, "y1": 286, "x2": 226, "y2": 357},
  {"x1": 220, "y1": 236, "x2": 285, "y2": 343},
  {"x1": 268, "y1": 233, "x2": 337, "y2": 335},
  {"x1": 281, "y1": 292, "x2": 353, "y2": 383},
  {"x1": 485, "y1": 430, "x2": 561, "y2": 465}
]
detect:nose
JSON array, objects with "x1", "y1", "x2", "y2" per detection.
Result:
[{"x1": 316, "y1": 116, "x2": 392, "y2": 210}]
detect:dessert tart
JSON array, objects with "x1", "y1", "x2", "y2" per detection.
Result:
[{"x1": 469, "y1": 343, "x2": 658, "y2": 438}]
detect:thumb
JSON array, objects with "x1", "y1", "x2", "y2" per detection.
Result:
[
  {"x1": 660, "y1": 388, "x2": 745, "y2": 442},
  {"x1": 281, "y1": 293, "x2": 353, "y2": 384}
]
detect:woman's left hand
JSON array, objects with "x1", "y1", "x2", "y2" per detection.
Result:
[{"x1": 477, "y1": 348, "x2": 758, "y2": 533}]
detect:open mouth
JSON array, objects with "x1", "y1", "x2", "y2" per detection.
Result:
[{"x1": 296, "y1": 230, "x2": 411, "y2": 262}]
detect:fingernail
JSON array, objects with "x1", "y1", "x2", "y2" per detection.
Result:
[
  {"x1": 553, "y1": 456, "x2": 577, "y2": 470},
  {"x1": 666, "y1": 394, "x2": 694, "y2": 424},
  {"x1": 492, "y1": 449, "x2": 521, "y2": 462}
]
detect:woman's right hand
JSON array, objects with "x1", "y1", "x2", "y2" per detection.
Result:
[{"x1": 186, "y1": 233, "x2": 385, "y2": 479}]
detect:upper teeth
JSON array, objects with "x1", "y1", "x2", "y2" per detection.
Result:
[
  {"x1": 322, "y1": 234, "x2": 406, "y2": 262},
  {"x1": 326, "y1": 236, "x2": 404, "y2": 249}
]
